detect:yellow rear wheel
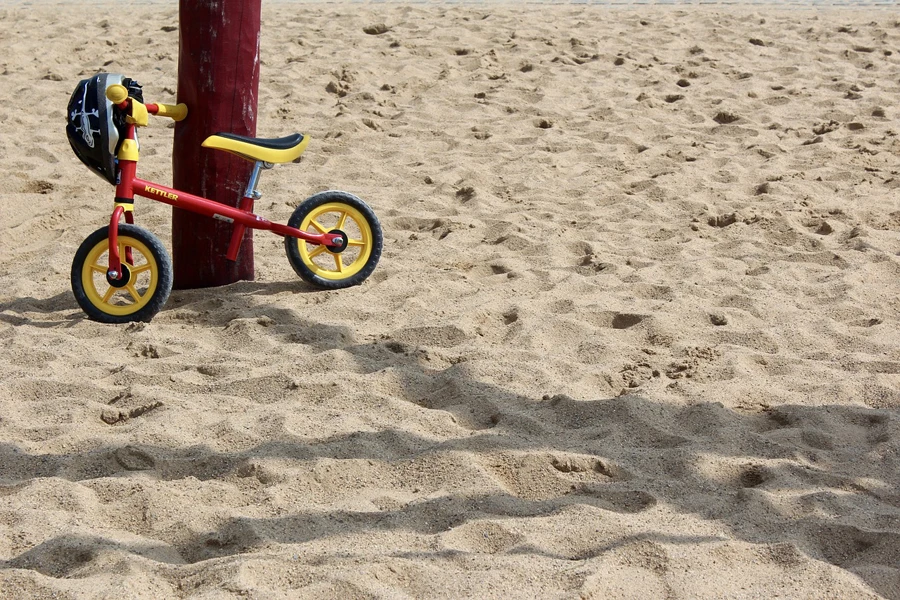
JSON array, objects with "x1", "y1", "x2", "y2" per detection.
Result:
[{"x1": 285, "y1": 191, "x2": 382, "y2": 289}]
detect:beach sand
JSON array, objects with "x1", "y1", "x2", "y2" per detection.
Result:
[{"x1": 1, "y1": 2, "x2": 900, "y2": 598}]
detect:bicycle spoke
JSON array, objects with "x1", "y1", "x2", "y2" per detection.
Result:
[
  {"x1": 131, "y1": 263, "x2": 153, "y2": 275},
  {"x1": 309, "y1": 219, "x2": 327, "y2": 234},
  {"x1": 308, "y1": 244, "x2": 328, "y2": 259},
  {"x1": 101, "y1": 286, "x2": 116, "y2": 303},
  {"x1": 347, "y1": 238, "x2": 366, "y2": 247},
  {"x1": 125, "y1": 283, "x2": 144, "y2": 304},
  {"x1": 336, "y1": 211, "x2": 349, "y2": 230},
  {"x1": 334, "y1": 254, "x2": 345, "y2": 273},
  {"x1": 90, "y1": 262, "x2": 107, "y2": 274}
]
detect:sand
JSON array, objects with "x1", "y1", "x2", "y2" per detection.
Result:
[{"x1": 1, "y1": 2, "x2": 900, "y2": 598}]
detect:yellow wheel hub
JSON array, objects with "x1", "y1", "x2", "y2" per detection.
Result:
[{"x1": 297, "y1": 202, "x2": 373, "y2": 281}]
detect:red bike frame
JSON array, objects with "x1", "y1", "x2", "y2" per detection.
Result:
[{"x1": 105, "y1": 118, "x2": 342, "y2": 279}]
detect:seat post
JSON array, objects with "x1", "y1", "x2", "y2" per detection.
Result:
[{"x1": 244, "y1": 161, "x2": 266, "y2": 201}]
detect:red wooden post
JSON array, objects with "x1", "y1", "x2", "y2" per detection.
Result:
[{"x1": 172, "y1": 0, "x2": 261, "y2": 289}]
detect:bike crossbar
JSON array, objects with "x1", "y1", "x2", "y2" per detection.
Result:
[{"x1": 130, "y1": 178, "x2": 340, "y2": 248}]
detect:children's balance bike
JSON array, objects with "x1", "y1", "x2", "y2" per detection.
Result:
[{"x1": 66, "y1": 73, "x2": 382, "y2": 324}]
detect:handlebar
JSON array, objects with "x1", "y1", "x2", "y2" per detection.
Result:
[
  {"x1": 149, "y1": 102, "x2": 188, "y2": 122},
  {"x1": 106, "y1": 84, "x2": 188, "y2": 123}
]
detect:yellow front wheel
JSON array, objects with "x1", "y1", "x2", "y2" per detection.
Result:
[
  {"x1": 284, "y1": 191, "x2": 383, "y2": 289},
  {"x1": 71, "y1": 224, "x2": 173, "y2": 323}
]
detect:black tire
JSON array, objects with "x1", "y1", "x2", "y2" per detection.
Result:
[
  {"x1": 71, "y1": 224, "x2": 173, "y2": 323},
  {"x1": 284, "y1": 190, "x2": 383, "y2": 289}
]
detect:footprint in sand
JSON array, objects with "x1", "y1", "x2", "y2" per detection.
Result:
[
  {"x1": 21, "y1": 179, "x2": 55, "y2": 194},
  {"x1": 575, "y1": 487, "x2": 658, "y2": 514},
  {"x1": 739, "y1": 464, "x2": 769, "y2": 489},
  {"x1": 551, "y1": 454, "x2": 623, "y2": 480},
  {"x1": 416, "y1": 378, "x2": 499, "y2": 431},
  {"x1": 441, "y1": 520, "x2": 524, "y2": 555},
  {"x1": 7, "y1": 537, "x2": 97, "y2": 578},
  {"x1": 587, "y1": 312, "x2": 649, "y2": 330},
  {"x1": 113, "y1": 446, "x2": 156, "y2": 471}
]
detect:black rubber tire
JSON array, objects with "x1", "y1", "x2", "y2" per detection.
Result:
[
  {"x1": 284, "y1": 190, "x2": 383, "y2": 289},
  {"x1": 71, "y1": 224, "x2": 173, "y2": 323}
]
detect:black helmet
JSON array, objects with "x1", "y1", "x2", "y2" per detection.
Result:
[{"x1": 66, "y1": 73, "x2": 143, "y2": 185}]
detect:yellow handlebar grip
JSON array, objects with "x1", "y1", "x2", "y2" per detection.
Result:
[
  {"x1": 106, "y1": 84, "x2": 129, "y2": 104},
  {"x1": 156, "y1": 103, "x2": 188, "y2": 122}
]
